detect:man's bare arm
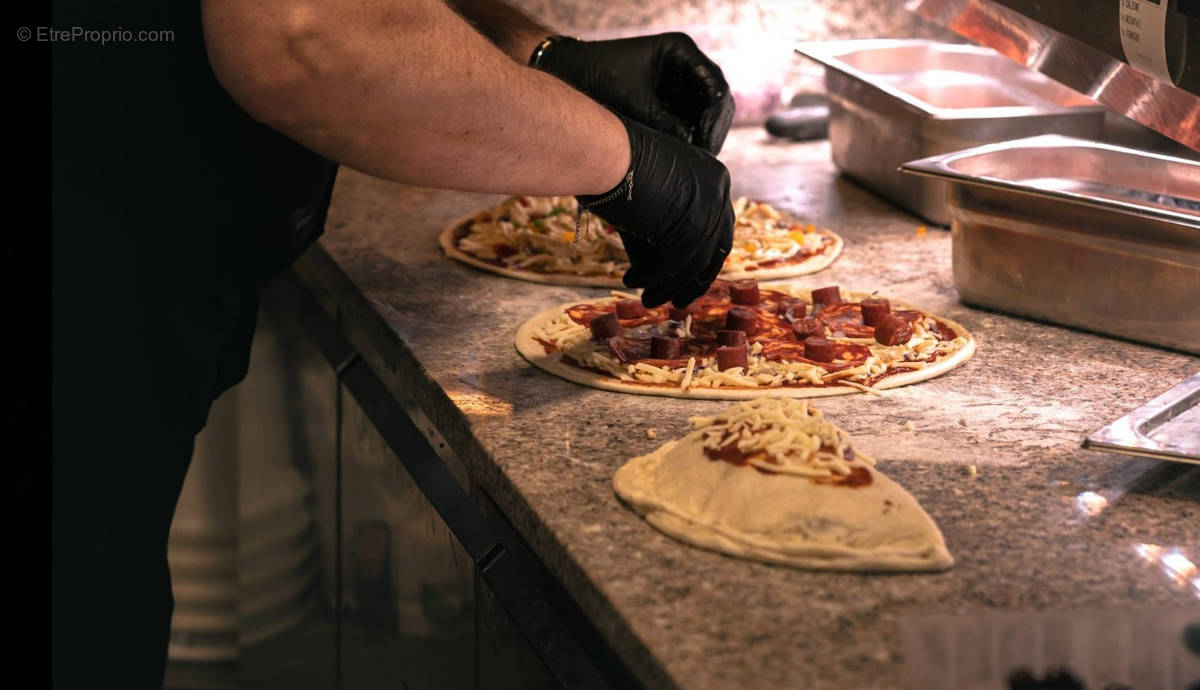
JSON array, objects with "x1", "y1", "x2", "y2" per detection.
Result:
[
  {"x1": 202, "y1": 0, "x2": 627, "y2": 195},
  {"x1": 446, "y1": 0, "x2": 550, "y2": 62}
]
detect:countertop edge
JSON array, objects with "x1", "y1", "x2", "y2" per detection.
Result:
[{"x1": 292, "y1": 244, "x2": 680, "y2": 690}]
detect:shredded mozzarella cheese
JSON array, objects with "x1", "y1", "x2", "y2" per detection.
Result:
[
  {"x1": 686, "y1": 399, "x2": 875, "y2": 477},
  {"x1": 458, "y1": 196, "x2": 832, "y2": 277}
]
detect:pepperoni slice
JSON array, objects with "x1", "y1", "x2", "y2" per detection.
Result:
[
  {"x1": 860, "y1": 298, "x2": 891, "y2": 326},
  {"x1": 650, "y1": 335, "x2": 680, "y2": 359},
  {"x1": 730, "y1": 279, "x2": 761, "y2": 306},
  {"x1": 792, "y1": 317, "x2": 826, "y2": 340},
  {"x1": 717, "y1": 345, "x2": 748, "y2": 371},
  {"x1": 724, "y1": 307, "x2": 759, "y2": 336},
  {"x1": 717, "y1": 329, "x2": 747, "y2": 347},
  {"x1": 815, "y1": 302, "x2": 872, "y2": 338},
  {"x1": 589, "y1": 312, "x2": 620, "y2": 339},
  {"x1": 616, "y1": 299, "x2": 647, "y2": 319},
  {"x1": 758, "y1": 341, "x2": 868, "y2": 370},
  {"x1": 874, "y1": 315, "x2": 913, "y2": 346}
]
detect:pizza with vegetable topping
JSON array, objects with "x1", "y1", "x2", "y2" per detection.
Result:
[
  {"x1": 439, "y1": 196, "x2": 842, "y2": 287},
  {"x1": 515, "y1": 279, "x2": 975, "y2": 399}
]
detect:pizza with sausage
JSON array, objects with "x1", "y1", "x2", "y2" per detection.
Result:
[
  {"x1": 515, "y1": 279, "x2": 974, "y2": 399},
  {"x1": 440, "y1": 196, "x2": 842, "y2": 286}
]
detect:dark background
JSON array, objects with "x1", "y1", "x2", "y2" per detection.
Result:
[{"x1": 12, "y1": 0, "x2": 51, "y2": 663}]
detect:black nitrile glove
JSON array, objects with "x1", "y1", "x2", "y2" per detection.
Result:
[
  {"x1": 579, "y1": 114, "x2": 734, "y2": 309},
  {"x1": 533, "y1": 33, "x2": 735, "y2": 154}
]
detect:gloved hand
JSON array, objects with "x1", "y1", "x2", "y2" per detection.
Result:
[
  {"x1": 579, "y1": 114, "x2": 734, "y2": 308},
  {"x1": 533, "y1": 33, "x2": 735, "y2": 154}
]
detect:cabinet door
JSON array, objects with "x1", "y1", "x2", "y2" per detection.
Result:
[
  {"x1": 477, "y1": 569, "x2": 558, "y2": 690},
  {"x1": 236, "y1": 284, "x2": 342, "y2": 690},
  {"x1": 340, "y1": 379, "x2": 475, "y2": 690}
]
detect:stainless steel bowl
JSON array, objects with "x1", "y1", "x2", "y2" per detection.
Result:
[
  {"x1": 796, "y1": 39, "x2": 1107, "y2": 225},
  {"x1": 901, "y1": 135, "x2": 1200, "y2": 354}
]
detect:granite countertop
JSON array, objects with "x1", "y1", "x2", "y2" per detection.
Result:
[{"x1": 297, "y1": 128, "x2": 1200, "y2": 689}]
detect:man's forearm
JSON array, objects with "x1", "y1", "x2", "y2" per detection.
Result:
[
  {"x1": 447, "y1": 0, "x2": 550, "y2": 63},
  {"x1": 202, "y1": 0, "x2": 627, "y2": 195}
]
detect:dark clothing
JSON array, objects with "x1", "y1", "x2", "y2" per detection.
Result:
[
  {"x1": 52, "y1": 412, "x2": 196, "y2": 690},
  {"x1": 52, "y1": 1, "x2": 337, "y2": 686},
  {"x1": 52, "y1": 0, "x2": 338, "y2": 434}
]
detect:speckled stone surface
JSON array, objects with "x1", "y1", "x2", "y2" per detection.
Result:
[{"x1": 296, "y1": 128, "x2": 1200, "y2": 690}]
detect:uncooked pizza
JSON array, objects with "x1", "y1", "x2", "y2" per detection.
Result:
[
  {"x1": 613, "y1": 398, "x2": 953, "y2": 572},
  {"x1": 515, "y1": 279, "x2": 974, "y2": 399},
  {"x1": 440, "y1": 196, "x2": 842, "y2": 286}
]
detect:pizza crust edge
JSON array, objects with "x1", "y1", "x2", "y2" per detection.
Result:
[
  {"x1": 438, "y1": 216, "x2": 625, "y2": 288},
  {"x1": 440, "y1": 214, "x2": 845, "y2": 288}
]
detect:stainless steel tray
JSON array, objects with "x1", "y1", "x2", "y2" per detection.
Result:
[
  {"x1": 1084, "y1": 373, "x2": 1200, "y2": 464},
  {"x1": 901, "y1": 135, "x2": 1200, "y2": 354},
  {"x1": 796, "y1": 39, "x2": 1105, "y2": 226}
]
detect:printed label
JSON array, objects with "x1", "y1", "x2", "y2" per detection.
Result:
[{"x1": 1119, "y1": 0, "x2": 1174, "y2": 82}]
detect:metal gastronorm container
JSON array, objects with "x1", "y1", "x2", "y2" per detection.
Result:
[
  {"x1": 901, "y1": 135, "x2": 1200, "y2": 355},
  {"x1": 796, "y1": 39, "x2": 1106, "y2": 226}
]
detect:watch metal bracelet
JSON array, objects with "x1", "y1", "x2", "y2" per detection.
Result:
[{"x1": 529, "y1": 35, "x2": 567, "y2": 68}]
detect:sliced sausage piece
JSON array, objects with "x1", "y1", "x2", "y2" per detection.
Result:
[
  {"x1": 650, "y1": 335, "x2": 681, "y2": 359},
  {"x1": 860, "y1": 298, "x2": 891, "y2": 326},
  {"x1": 776, "y1": 297, "x2": 808, "y2": 322},
  {"x1": 874, "y1": 315, "x2": 914, "y2": 346},
  {"x1": 724, "y1": 307, "x2": 759, "y2": 336},
  {"x1": 729, "y1": 279, "x2": 761, "y2": 306},
  {"x1": 615, "y1": 299, "x2": 648, "y2": 319},
  {"x1": 607, "y1": 336, "x2": 650, "y2": 363},
  {"x1": 792, "y1": 317, "x2": 826, "y2": 340},
  {"x1": 717, "y1": 329, "x2": 747, "y2": 347},
  {"x1": 716, "y1": 345, "x2": 748, "y2": 371},
  {"x1": 589, "y1": 312, "x2": 620, "y2": 339},
  {"x1": 668, "y1": 302, "x2": 697, "y2": 321},
  {"x1": 804, "y1": 336, "x2": 839, "y2": 363},
  {"x1": 811, "y1": 285, "x2": 842, "y2": 310}
]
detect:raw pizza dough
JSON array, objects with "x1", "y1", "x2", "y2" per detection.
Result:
[
  {"x1": 439, "y1": 196, "x2": 843, "y2": 287},
  {"x1": 613, "y1": 399, "x2": 953, "y2": 572},
  {"x1": 514, "y1": 283, "x2": 975, "y2": 400}
]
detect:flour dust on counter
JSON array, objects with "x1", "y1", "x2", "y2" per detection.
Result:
[
  {"x1": 515, "y1": 279, "x2": 975, "y2": 399},
  {"x1": 440, "y1": 195, "x2": 842, "y2": 286},
  {"x1": 612, "y1": 398, "x2": 954, "y2": 572}
]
